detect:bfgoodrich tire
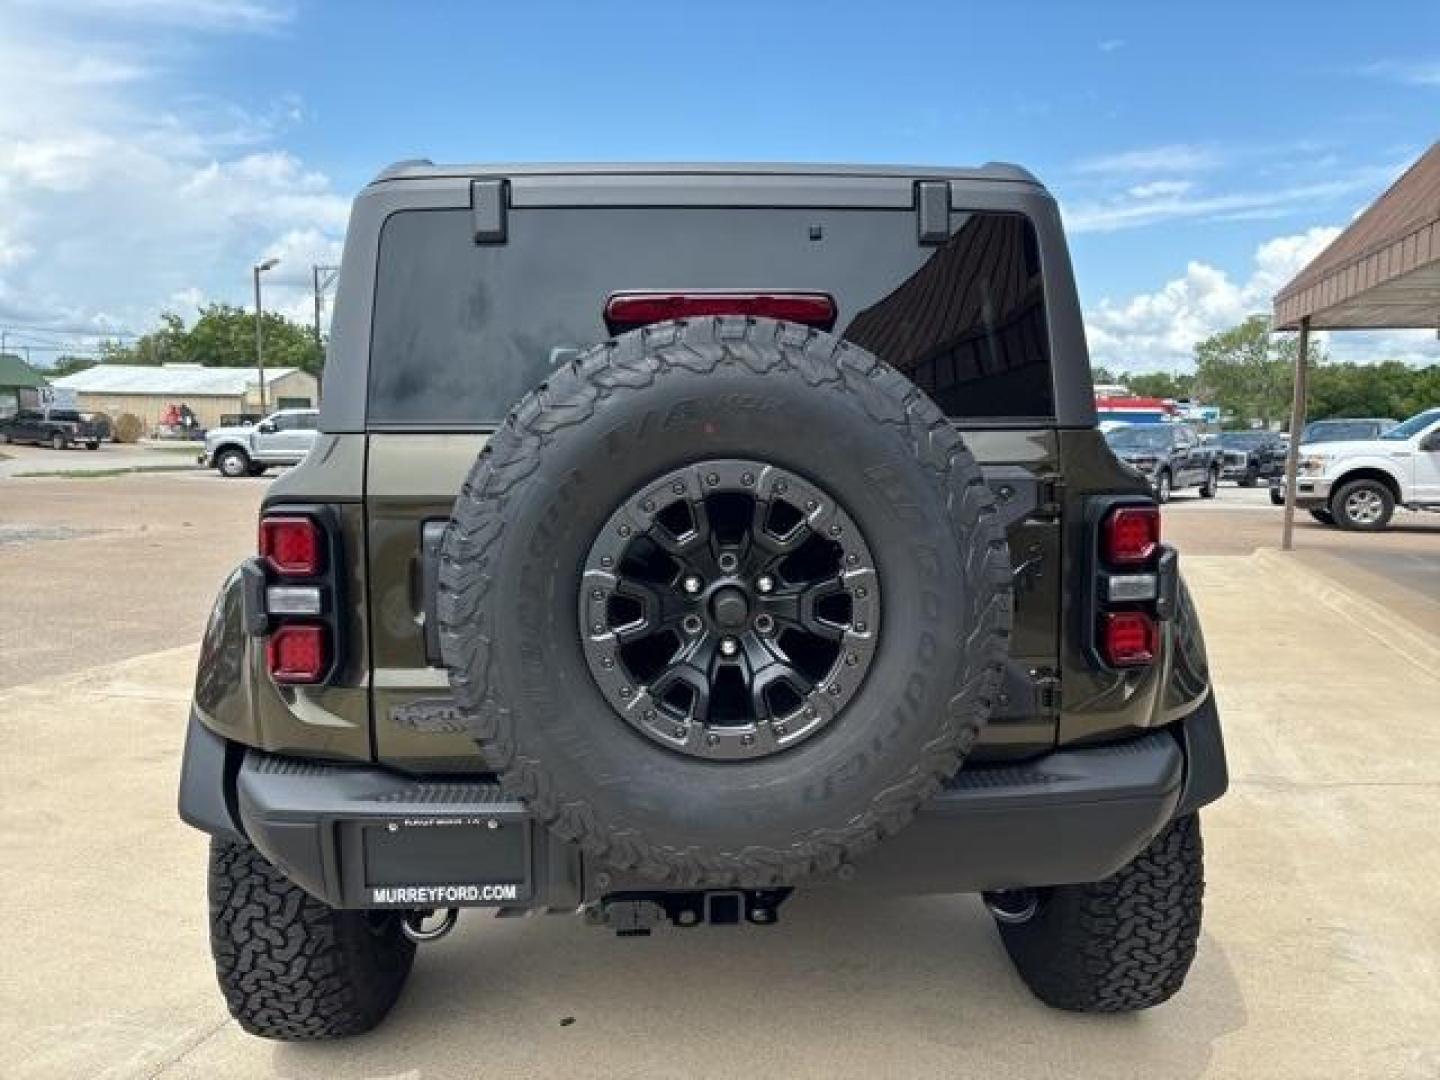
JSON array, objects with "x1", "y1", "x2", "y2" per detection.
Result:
[
  {"x1": 439, "y1": 317, "x2": 1013, "y2": 887},
  {"x1": 208, "y1": 839, "x2": 415, "y2": 1040},
  {"x1": 993, "y1": 814, "x2": 1204, "y2": 1012}
]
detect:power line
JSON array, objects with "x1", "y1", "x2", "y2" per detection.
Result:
[{"x1": 0, "y1": 322, "x2": 138, "y2": 338}]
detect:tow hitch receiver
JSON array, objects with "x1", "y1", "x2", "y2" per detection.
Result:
[{"x1": 587, "y1": 889, "x2": 793, "y2": 936}]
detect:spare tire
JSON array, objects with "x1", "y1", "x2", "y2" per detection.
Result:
[{"x1": 439, "y1": 317, "x2": 1012, "y2": 886}]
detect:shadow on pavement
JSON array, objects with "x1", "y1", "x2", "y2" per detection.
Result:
[{"x1": 269, "y1": 892, "x2": 1247, "y2": 1080}]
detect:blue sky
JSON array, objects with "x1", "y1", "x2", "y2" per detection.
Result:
[{"x1": 1, "y1": 0, "x2": 1436, "y2": 371}]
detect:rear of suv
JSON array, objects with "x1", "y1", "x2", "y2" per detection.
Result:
[{"x1": 178, "y1": 162, "x2": 1226, "y2": 1040}]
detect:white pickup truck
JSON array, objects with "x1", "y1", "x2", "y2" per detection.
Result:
[
  {"x1": 1284, "y1": 407, "x2": 1440, "y2": 530},
  {"x1": 200, "y1": 408, "x2": 319, "y2": 478}
]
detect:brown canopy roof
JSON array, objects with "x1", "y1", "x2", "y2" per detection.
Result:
[{"x1": 1273, "y1": 141, "x2": 1440, "y2": 330}]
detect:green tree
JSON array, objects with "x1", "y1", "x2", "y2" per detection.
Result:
[
  {"x1": 1192, "y1": 314, "x2": 1324, "y2": 429},
  {"x1": 1124, "y1": 371, "x2": 1195, "y2": 400},
  {"x1": 1307, "y1": 359, "x2": 1440, "y2": 421},
  {"x1": 96, "y1": 304, "x2": 322, "y2": 376},
  {"x1": 50, "y1": 354, "x2": 97, "y2": 376}
]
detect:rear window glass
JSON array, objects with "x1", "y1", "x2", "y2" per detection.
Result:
[{"x1": 368, "y1": 207, "x2": 1054, "y2": 426}]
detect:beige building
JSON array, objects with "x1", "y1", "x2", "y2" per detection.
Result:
[{"x1": 51, "y1": 363, "x2": 317, "y2": 431}]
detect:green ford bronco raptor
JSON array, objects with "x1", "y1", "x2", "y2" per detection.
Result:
[{"x1": 178, "y1": 162, "x2": 1227, "y2": 1039}]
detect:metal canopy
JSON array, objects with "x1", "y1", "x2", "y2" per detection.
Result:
[{"x1": 1273, "y1": 141, "x2": 1440, "y2": 331}]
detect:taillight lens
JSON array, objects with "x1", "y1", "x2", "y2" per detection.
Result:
[
  {"x1": 1103, "y1": 505, "x2": 1160, "y2": 566},
  {"x1": 604, "y1": 292, "x2": 837, "y2": 334},
  {"x1": 260, "y1": 516, "x2": 322, "y2": 576},
  {"x1": 1101, "y1": 611, "x2": 1158, "y2": 667},
  {"x1": 266, "y1": 624, "x2": 328, "y2": 683}
]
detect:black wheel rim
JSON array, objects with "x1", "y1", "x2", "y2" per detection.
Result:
[{"x1": 580, "y1": 459, "x2": 880, "y2": 761}]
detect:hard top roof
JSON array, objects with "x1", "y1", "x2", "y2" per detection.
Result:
[{"x1": 371, "y1": 159, "x2": 1042, "y2": 186}]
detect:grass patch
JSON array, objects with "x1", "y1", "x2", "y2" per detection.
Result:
[{"x1": 15, "y1": 464, "x2": 199, "y2": 480}]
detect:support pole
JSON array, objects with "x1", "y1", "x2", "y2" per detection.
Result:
[{"x1": 1280, "y1": 317, "x2": 1310, "y2": 552}]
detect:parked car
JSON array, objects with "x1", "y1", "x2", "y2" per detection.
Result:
[
  {"x1": 0, "y1": 408, "x2": 104, "y2": 450},
  {"x1": 179, "y1": 160, "x2": 1227, "y2": 1040},
  {"x1": 1300, "y1": 417, "x2": 1398, "y2": 444},
  {"x1": 199, "y1": 408, "x2": 319, "y2": 477},
  {"x1": 1277, "y1": 407, "x2": 1440, "y2": 529},
  {"x1": 1217, "y1": 431, "x2": 1287, "y2": 487},
  {"x1": 1104, "y1": 423, "x2": 1221, "y2": 502}
]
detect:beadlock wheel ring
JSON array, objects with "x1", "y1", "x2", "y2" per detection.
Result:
[{"x1": 579, "y1": 458, "x2": 881, "y2": 762}]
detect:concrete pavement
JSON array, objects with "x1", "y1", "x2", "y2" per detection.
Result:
[{"x1": 3, "y1": 545, "x2": 1438, "y2": 1079}]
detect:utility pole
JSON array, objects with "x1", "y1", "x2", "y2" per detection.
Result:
[
  {"x1": 253, "y1": 257, "x2": 279, "y2": 413},
  {"x1": 311, "y1": 265, "x2": 338, "y2": 404}
]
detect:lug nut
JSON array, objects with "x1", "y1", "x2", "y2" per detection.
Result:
[
  {"x1": 682, "y1": 575, "x2": 703, "y2": 595},
  {"x1": 682, "y1": 614, "x2": 703, "y2": 634},
  {"x1": 754, "y1": 614, "x2": 775, "y2": 635},
  {"x1": 756, "y1": 574, "x2": 775, "y2": 594},
  {"x1": 719, "y1": 637, "x2": 739, "y2": 657}
]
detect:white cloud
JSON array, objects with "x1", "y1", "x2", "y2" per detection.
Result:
[
  {"x1": 1357, "y1": 59, "x2": 1440, "y2": 88},
  {"x1": 1098, "y1": 39, "x2": 1126, "y2": 53},
  {"x1": 20, "y1": 0, "x2": 294, "y2": 32},
  {"x1": 1064, "y1": 166, "x2": 1400, "y2": 234},
  {"x1": 1073, "y1": 144, "x2": 1221, "y2": 175},
  {"x1": 1081, "y1": 225, "x2": 1440, "y2": 371},
  {"x1": 1126, "y1": 179, "x2": 1193, "y2": 200},
  {"x1": 0, "y1": 7, "x2": 348, "y2": 353}
]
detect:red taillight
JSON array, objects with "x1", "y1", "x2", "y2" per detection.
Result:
[
  {"x1": 266, "y1": 624, "x2": 328, "y2": 683},
  {"x1": 1101, "y1": 611, "x2": 1157, "y2": 667},
  {"x1": 260, "y1": 516, "x2": 322, "y2": 576},
  {"x1": 604, "y1": 292, "x2": 837, "y2": 334},
  {"x1": 1103, "y1": 505, "x2": 1160, "y2": 566}
]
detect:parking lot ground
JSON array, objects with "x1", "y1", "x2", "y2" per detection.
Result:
[
  {"x1": 0, "y1": 439, "x2": 208, "y2": 479},
  {"x1": 0, "y1": 473, "x2": 264, "y2": 687},
  {"x1": 1, "y1": 475, "x2": 1438, "y2": 1078}
]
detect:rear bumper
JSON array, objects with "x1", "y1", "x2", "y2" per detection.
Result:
[{"x1": 179, "y1": 695, "x2": 1227, "y2": 908}]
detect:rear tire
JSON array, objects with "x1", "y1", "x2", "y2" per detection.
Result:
[
  {"x1": 1269, "y1": 486, "x2": 1285, "y2": 506},
  {"x1": 216, "y1": 447, "x2": 250, "y2": 478},
  {"x1": 85, "y1": 441, "x2": 99, "y2": 450},
  {"x1": 1331, "y1": 478, "x2": 1394, "y2": 531},
  {"x1": 1199, "y1": 467, "x2": 1219, "y2": 499},
  {"x1": 993, "y1": 814, "x2": 1204, "y2": 1012},
  {"x1": 208, "y1": 839, "x2": 416, "y2": 1040}
]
